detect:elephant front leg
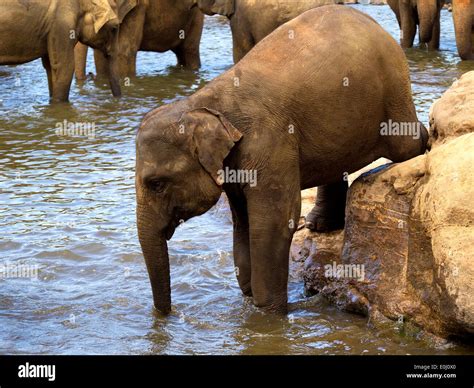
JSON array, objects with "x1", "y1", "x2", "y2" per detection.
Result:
[
  {"x1": 245, "y1": 173, "x2": 301, "y2": 314},
  {"x1": 173, "y1": 9, "x2": 203, "y2": 70},
  {"x1": 305, "y1": 180, "x2": 348, "y2": 232},
  {"x1": 46, "y1": 25, "x2": 76, "y2": 102},
  {"x1": 399, "y1": 2, "x2": 417, "y2": 48},
  {"x1": 227, "y1": 190, "x2": 252, "y2": 296},
  {"x1": 46, "y1": 46, "x2": 75, "y2": 103},
  {"x1": 230, "y1": 19, "x2": 255, "y2": 63}
]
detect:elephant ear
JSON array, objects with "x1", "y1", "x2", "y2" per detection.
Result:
[
  {"x1": 91, "y1": 0, "x2": 118, "y2": 33},
  {"x1": 116, "y1": 0, "x2": 138, "y2": 23},
  {"x1": 211, "y1": 0, "x2": 235, "y2": 17},
  {"x1": 182, "y1": 108, "x2": 242, "y2": 185}
]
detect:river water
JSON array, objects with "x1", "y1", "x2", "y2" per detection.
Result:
[{"x1": 1, "y1": 5, "x2": 473, "y2": 355}]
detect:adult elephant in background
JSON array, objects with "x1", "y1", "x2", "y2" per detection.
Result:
[
  {"x1": 193, "y1": 0, "x2": 338, "y2": 62},
  {"x1": 387, "y1": 0, "x2": 444, "y2": 50},
  {"x1": 0, "y1": 0, "x2": 137, "y2": 102},
  {"x1": 75, "y1": 0, "x2": 204, "y2": 80},
  {"x1": 452, "y1": 0, "x2": 473, "y2": 59},
  {"x1": 135, "y1": 6, "x2": 428, "y2": 314}
]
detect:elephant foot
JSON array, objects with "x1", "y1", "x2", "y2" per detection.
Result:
[
  {"x1": 256, "y1": 301, "x2": 288, "y2": 315},
  {"x1": 305, "y1": 181, "x2": 348, "y2": 232},
  {"x1": 305, "y1": 206, "x2": 345, "y2": 232},
  {"x1": 240, "y1": 285, "x2": 253, "y2": 297}
]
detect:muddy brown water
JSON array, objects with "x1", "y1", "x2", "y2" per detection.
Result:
[{"x1": 1, "y1": 6, "x2": 473, "y2": 355}]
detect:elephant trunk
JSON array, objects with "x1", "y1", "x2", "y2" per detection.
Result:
[
  {"x1": 418, "y1": 0, "x2": 438, "y2": 43},
  {"x1": 107, "y1": 54, "x2": 122, "y2": 97},
  {"x1": 106, "y1": 31, "x2": 122, "y2": 97},
  {"x1": 74, "y1": 43, "x2": 88, "y2": 81},
  {"x1": 453, "y1": 0, "x2": 473, "y2": 60},
  {"x1": 137, "y1": 199, "x2": 172, "y2": 314}
]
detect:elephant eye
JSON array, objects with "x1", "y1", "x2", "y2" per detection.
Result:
[{"x1": 148, "y1": 179, "x2": 167, "y2": 194}]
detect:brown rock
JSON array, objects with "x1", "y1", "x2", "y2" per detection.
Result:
[{"x1": 429, "y1": 71, "x2": 474, "y2": 147}]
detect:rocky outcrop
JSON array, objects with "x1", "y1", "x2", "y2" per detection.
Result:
[
  {"x1": 295, "y1": 72, "x2": 474, "y2": 340},
  {"x1": 429, "y1": 71, "x2": 474, "y2": 147}
]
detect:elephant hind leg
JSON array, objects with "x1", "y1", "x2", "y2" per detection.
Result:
[
  {"x1": 381, "y1": 108, "x2": 429, "y2": 162},
  {"x1": 41, "y1": 55, "x2": 53, "y2": 98},
  {"x1": 227, "y1": 189, "x2": 252, "y2": 297},
  {"x1": 305, "y1": 180, "x2": 348, "y2": 232},
  {"x1": 427, "y1": 9, "x2": 441, "y2": 50}
]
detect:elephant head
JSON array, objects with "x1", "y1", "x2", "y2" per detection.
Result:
[
  {"x1": 452, "y1": 0, "x2": 473, "y2": 60},
  {"x1": 195, "y1": 0, "x2": 235, "y2": 17},
  {"x1": 417, "y1": 0, "x2": 441, "y2": 43},
  {"x1": 136, "y1": 105, "x2": 242, "y2": 314},
  {"x1": 78, "y1": 0, "x2": 138, "y2": 96}
]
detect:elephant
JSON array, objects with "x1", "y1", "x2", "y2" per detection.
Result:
[
  {"x1": 0, "y1": 0, "x2": 137, "y2": 102},
  {"x1": 135, "y1": 5, "x2": 429, "y2": 315},
  {"x1": 193, "y1": 0, "x2": 338, "y2": 63},
  {"x1": 452, "y1": 0, "x2": 474, "y2": 60},
  {"x1": 75, "y1": 0, "x2": 204, "y2": 81},
  {"x1": 387, "y1": 0, "x2": 445, "y2": 50}
]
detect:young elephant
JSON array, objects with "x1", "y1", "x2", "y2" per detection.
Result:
[
  {"x1": 387, "y1": 0, "x2": 445, "y2": 50},
  {"x1": 136, "y1": 6, "x2": 429, "y2": 315},
  {"x1": 75, "y1": 0, "x2": 204, "y2": 80},
  {"x1": 193, "y1": 0, "x2": 337, "y2": 62},
  {"x1": 452, "y1": 0, "x2": 473, "y2": 60},
  {"x1": 0, "y1": 0, "x2": 137, "y2": 102}
]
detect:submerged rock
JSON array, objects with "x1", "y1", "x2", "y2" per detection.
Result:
[{"x1": 294, "y1": 72, "x2": 474, "y2": 340}]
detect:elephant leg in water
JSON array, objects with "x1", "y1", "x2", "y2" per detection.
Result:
[
  {"x1": 171, "y1": 11, "x2": 204, "y2": 69},
  {"x1": 305, "y1": 180, "x2": 348, "y2": 231},
  {"x1": 428, "y1": 7, "x2": 442, "y2": 50},
  {"x1": 44, "y1": 35, "x2": 75, "y2": 102},
  {"x1": 226, "y1": 186, "x2": 252, "y2": 297},
  {"x1": 453, "y1": 0, "x2": 474, "y2": 60}
]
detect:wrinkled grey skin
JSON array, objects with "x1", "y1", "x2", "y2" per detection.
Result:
[
  {"x1": 0, "y1": 0, "x2": 137, "y2": 102},
  {"x1": 452, "y1": 0, "x2": 474, "y2": 60},
  {"x1": 136, "y1": 6, "x2": 428, "y2": 315},
  {"x1": 75, "y1": 0, "x2": 204, "y2": 80},
  {"x1": 387, "y1": 0, "x2": 444, "y2": 50},
  {"x1": 193, "y1": 0, "x2": 337, "y2": 62}
]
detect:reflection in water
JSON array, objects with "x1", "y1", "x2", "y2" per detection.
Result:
[{"x1": 1, "y1": 8, "x2": 474, "y2": 355}]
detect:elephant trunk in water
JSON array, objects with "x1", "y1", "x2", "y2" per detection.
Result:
[
  {"x1": 108, "y1": 55, "x2": 122, "y2": 97},
  {"x1": 136, "y1": 198, "x2": 172, "y2": 314},
  {"x1": 107, "y1": 32, "x2": 122, "y2": 97},
  {"x1": 453, "y1": 0, "x2": 473, "y2": 60},
  {"x1": 418, "y1": 0, "x2": 438, "y2": 43}
]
